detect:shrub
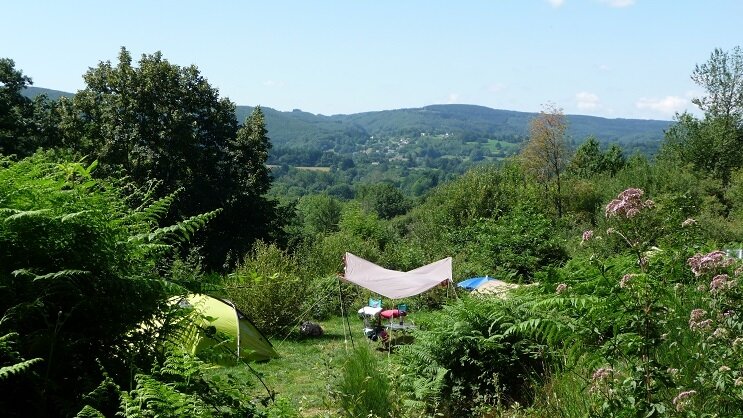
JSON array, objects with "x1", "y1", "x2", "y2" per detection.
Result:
[
  {"x1": 452, "y1": 206, "x2": 568, "y2": 282},
  {"x1": 396, "y1": 296, "x2": 548, "y2": 416},
  {"x1": 223, "y1": 242, "x2": 307, "y2": 336}
]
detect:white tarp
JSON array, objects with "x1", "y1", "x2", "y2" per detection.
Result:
[{"x1": 343, "y1": 252, "x2": 452, "y2": 299}]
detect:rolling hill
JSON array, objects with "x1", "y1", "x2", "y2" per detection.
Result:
[{"x1": 25, "y1": 86, "x2": 672, "y2": 154}]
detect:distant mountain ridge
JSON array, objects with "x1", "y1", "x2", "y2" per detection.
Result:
[{"x1": 24, "y1": 86, "x2": 672, "y2": 153}]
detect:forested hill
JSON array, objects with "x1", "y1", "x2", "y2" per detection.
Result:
[
  {"x1": 24, "y1": 87, "x2": 671, "y2": 154},
  {"x1": 235, "y1": 104, "x2": 673, "y2": 154}
]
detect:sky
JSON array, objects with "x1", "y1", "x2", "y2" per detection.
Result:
[{"x1": 2, "y1": 1, "x2": 741, "y2": 120}]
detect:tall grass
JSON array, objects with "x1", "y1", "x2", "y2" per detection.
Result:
[{"x1": 335, "y1": 345, "x2": 392, "y2": 418}]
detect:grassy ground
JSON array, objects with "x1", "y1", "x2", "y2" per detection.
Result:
[{"x1": 244, "y1": 315, "x2": 403, "y2": 417}]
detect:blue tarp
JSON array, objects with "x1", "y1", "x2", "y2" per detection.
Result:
[{"x1": 457, "y1": 276, "x2": 494, "y2": 290}]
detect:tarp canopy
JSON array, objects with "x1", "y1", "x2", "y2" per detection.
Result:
[
  {"x1": 343, "y1": 252, "x2": 452, "y2": 299},
  {"x1": 457, "y1": 276, "x2": 495, "y2": 290},
  {"x1": 175, "y1": 294, "x2": 279, "y2": 364}
]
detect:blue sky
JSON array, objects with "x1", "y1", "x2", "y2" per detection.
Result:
[{"x1": 2, "y1": 1, "x2": 740, "y2": 119}]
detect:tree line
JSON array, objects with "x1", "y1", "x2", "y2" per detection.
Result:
[{"x1": 2, "y1": 48, "x2": 277, "y2": 270}]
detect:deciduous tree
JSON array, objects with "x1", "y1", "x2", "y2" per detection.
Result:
[
  {"x1": 58, "y1": 48, "x2": 276, "y2": 268},
  {"x1": 0, "y1": 59, "x2": 57, "y2": 157},
  {"x1": 521, "y1": 104, "x2": 569, "y2": 217},
  {"x1": 662, "y1": 46, "x2": 743, "y2": 185}
]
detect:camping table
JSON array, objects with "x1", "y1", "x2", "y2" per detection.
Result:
[{"x1": 385, "y1": 323, "x2": 415, "y2": 332}]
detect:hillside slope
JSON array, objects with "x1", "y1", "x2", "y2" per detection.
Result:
[{"x1": 25, "y1": 87, "x2": 671, "y2": 153}]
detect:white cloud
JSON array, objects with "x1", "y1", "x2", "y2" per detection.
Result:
[
  {"x1": 598, "y1": 64, "x2": 611, "y2": 71},
  {"x1": 601, "y1": 0, "x2": 635, "y2": 7},
  {"x1": 547, "y1": 0, "x2": 564, "y2": 8},
  {"x1": 576, "y1": 91, "x2": 600, "y2": 110},
  {"x1": 635, "y1": 96, "x2": 688, "y2": 116},
  {"x1": 446, "y1": 93, "x2": 460, "y2": 104}
]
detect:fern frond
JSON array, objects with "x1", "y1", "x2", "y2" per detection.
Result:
[
  {"x1": 60, "y1": 210, "x2": 93, "y2": 223},
  {"x1": 3, "y1": 209, "x2": 51, "y2": 222},
  {"x1": 0, "y1": 357, "x2": 43, "y2": 381},
  {"x1": 32, "y1": 269, "x2": 91, "y2": 282},
  {"x1": 0, "y1": 208, "x2": 20, "y2": 217},
  {"x1": 0, "y1": 331, "x2": 20, "y2": 344},
  {"x1": 126, "y1": 187, "x2": 183, "y2": 226},
  {"x1": 74, "y1": 405, "x2": 106, "y2": 418},
  {"x1": 11, "y1": 269, "x2": 34, "y2": 278},
  {"x1": 129, "y1": 209, "x2": 221, "y2": 245}
]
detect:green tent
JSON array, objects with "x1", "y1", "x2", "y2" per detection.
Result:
[{"x1": 175, "y1": 294, "x2": 279, "y2": 364}]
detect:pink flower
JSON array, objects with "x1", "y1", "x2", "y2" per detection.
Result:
[
  {"x1": 581, "y1": 230, "x2": 594, "y2": 244},
  {"x1": 691, "y1": 319, "x2": 712, "y2": 331},
  {"x1": 556, "y1": 283, "x2": 568, "y2": 294},
  {"x1": 591, "y1": 367, "x2": 614, "y2": 382},
  {"x1": 672, "y1": 390, "x2": 697, "y2": 412},
  {"x1": 690, "y1": 309, "x2": 706, "y2": 322},
  {"x1": 605, "y1": 188, "x2": 652, "y2": 218},
  {"x1": 687, "y1": 250, "x2": 732, "y2": 276},
  {"x1": 712, "y1": 327, "x2": 729, "y2": 339},
  {"x1": 689, "y1": 309, "x2": 712, "y2": 331},
  {"x1": 710, "y1": 274, "x2": 733, "y2": 293},
  {"x1": 620, "y1": 273, "x2": 636, "y2": 288}
]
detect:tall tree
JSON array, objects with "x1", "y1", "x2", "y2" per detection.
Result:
[
  {"x1": 357, "y1": 183, "x2": 411, "y2": 220},
  {"x1": 569, "y1": 136, "x2": 603, "y2": 178},
  {"x1": 603, "y1": 143, "x2": 626, "y2": 176},
  {"x1": 0, "y1": 58, "x2": 57, "y2": 156},
  {"x1": 58, "y1": 48, "x2": 276, "y2": 268},
  {"x1": 661, "y1": 46, "x2": 743, "y2": 185},
  {"x1": 691, "y1": 46, "x2": 743, "y2": 122},
  {"x1": 209, "y1": 107, "x2": 278, "y2": 268},
  {"x1": 521, "y1": 104, "x2": 569, "y2": 217}
]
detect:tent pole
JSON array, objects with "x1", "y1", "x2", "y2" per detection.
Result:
[{"x1": 338, "y1": 276, "x2": 354, "y2": 350}]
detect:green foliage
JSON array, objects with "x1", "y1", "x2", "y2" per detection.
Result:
[
  {"x1": 0, "y1": 154, "x2": 217, "y2": 416},
  {"x1": 396, "y1": 296, "x2": 548, "y2": 416},
  {"x1": 56, "y1": 47, "x2": 277, "y2": 269},
  {"x1": 301, "y1": 275, "x2": 362, "y2": 321},
  {"x1": 293, "y1": 193, "x2": 342, "y2": 237},
  {"x1": 569, "y1": 136, "x2": 627, "y2": 179},
  {"x1": 0, "y1": 332, "x2": 42, "y2": 385},
  {"x1": 0, "y1": 58, "x2": 59, "y2": 157},
  {"x1": 357, "y1": 183, "x2": 411, "y2": 220},
  {"x1": 333, "y1": 345, "x2": 393, "y2": 418},
  {"x1": 453, "y1": 207, "x2": 568, "y2": 281},
  {"x1": 223, "y1": 242, "x2": 306, "y2": 335},
  {"x1": 119, "y1": 350, "x2": 259, "y2": 417},
  {"x1": 337, "y1": 201, "x2": 391, "y2": 248}
]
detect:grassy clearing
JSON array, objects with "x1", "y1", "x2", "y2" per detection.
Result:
[
  {"x1": 243, "y1": 314, "x2": 426, "y2": 417},
  {"x1": 242, "y1": 316, "x2": 379, "y2": 416}
]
